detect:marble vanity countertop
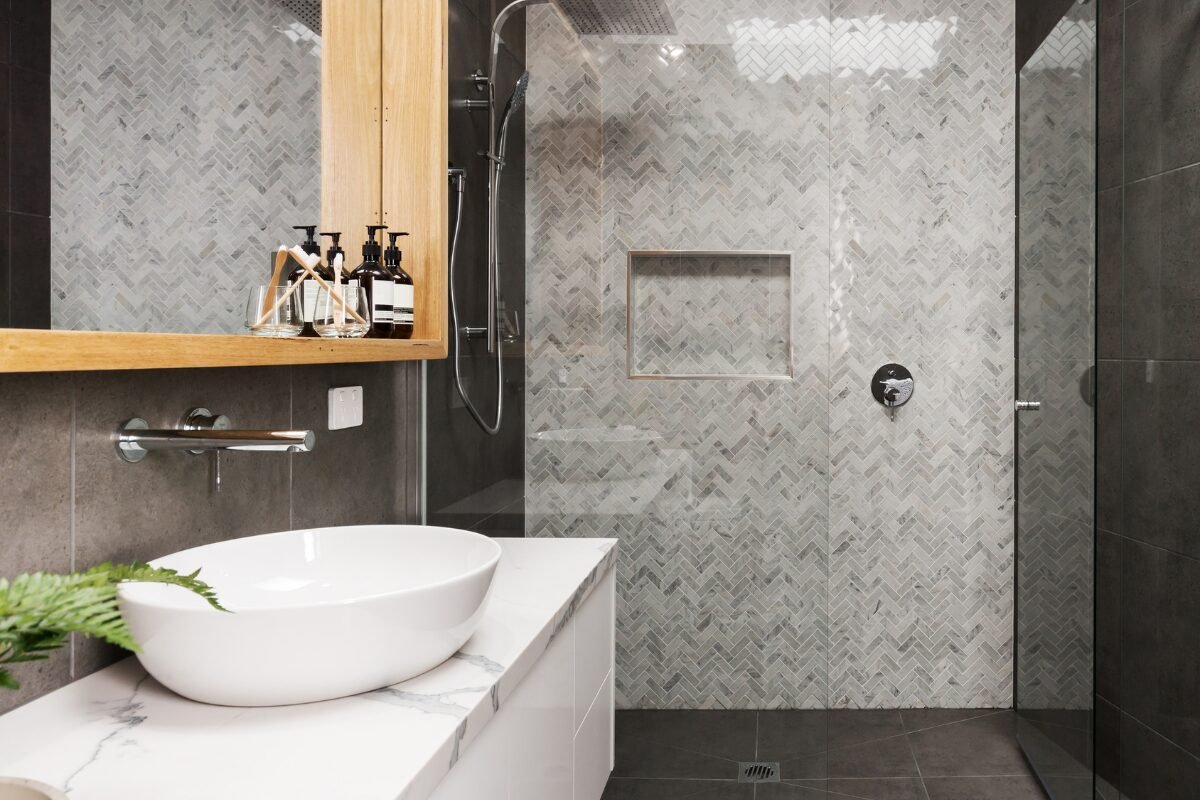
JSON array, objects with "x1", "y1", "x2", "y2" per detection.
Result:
[{"x1": 0, "y1": 537, "x2": 618, "y2": 800}]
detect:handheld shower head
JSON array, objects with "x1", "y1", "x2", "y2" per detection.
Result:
[
  {"x1": 508, "y1": 72, "x2": 530, "y2": 114},
  {"x1": 495, "y1": 72, "x2": 530, "y2": 163}
]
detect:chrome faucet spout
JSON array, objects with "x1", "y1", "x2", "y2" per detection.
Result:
[{"x1": 115, "y1": 408, "x2": 315, "y2": 463}]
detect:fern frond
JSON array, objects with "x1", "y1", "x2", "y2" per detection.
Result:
[
  {"x1": 0, "y1": 565, "x2": 226, "y2": 691},
  {"x1": 85, "y1": 562, "x2": 228, "y2": 612}
]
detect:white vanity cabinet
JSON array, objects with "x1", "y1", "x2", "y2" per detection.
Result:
[{"x1": 431, "y1": 570, "x2": 616, "y2": 800}]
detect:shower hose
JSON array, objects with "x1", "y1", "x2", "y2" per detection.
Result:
[{"x1": 448, "y1": 169, "x2": 504, "y2": 435}]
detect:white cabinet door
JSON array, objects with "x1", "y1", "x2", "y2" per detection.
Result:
[
  {"x1": 427, "y1": 710, "x2": 509, "y2": 800},
  {"x1": 574, "y1": 671, "x2": 614, "y2": 800},
  {"x1": 573, "y1": 573, "x2": 615, "y2": 733},
  {"x1": 508, "y1": 626, "x2": 574, "y2": 800}
]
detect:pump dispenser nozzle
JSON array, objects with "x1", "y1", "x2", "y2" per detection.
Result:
[
  {"x1": 320, "y1": 231, "x2": 343, "y2": 258},
  {"x1": 385, "y1": 231, "x2": 411, "y2": 265},
  {"x1": 363, "y1": 225, "x2": 388, "y2": 260},
  {"x1": 293, "y1": 226, "x2": 320, "y2": 255}
]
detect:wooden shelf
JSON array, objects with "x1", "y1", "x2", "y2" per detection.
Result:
[
  {"x1": 0, "y1": 0, "x2": 449, "y2": 375},
  {"x1": 0, "y1": 329, "x2": 447, "y2": 373}
]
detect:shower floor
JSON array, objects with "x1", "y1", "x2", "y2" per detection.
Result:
[{"x1": 602, "y1": 709, "x2": 1049, "y2": 799}]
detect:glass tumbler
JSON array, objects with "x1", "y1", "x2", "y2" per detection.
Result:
[
  {"x1": 246, "y1": 285, "x2": 303, "y2": 337},
  {"x1": 313, "y1": 285, "x2": 370, "y2": 339}
]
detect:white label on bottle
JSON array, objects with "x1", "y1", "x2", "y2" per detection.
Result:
[
  {"x1": 300, "y1": 280, "x2": 319, "y2": 323},
  {"x1": 395, "y1": 284, "x2": 415, "y2": 324},
  {"x1": 371, "y1": 279, "x2": 394, "y2": 323}
]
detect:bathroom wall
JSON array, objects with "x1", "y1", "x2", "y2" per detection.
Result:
[
  {"x1": 49, "y1": 0, "x2": 321, "y2": 334},
  {"x1": 0, "y1": 1, "x2": 51, "y2": 328},
  {"x1": 1094, "y1": 0, "x2": 1200, "y2": 796},
  {"x1": 527, "y1": 0, "x2": 1015, "y2": 709},
  {"x1": 424, "y1": 0, "x2": 526, "y2": 538},
  {"x1": 0, "y1": 361, "x2": 418, "y2": 714}
]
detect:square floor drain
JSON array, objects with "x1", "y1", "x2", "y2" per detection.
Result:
[{"x1": 738, "y1": 762, "x2": 780, "y2": 783}]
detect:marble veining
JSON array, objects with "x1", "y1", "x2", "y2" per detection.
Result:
[{"x1": 0, "y1": 538, "x2": 617, "y2": 800}]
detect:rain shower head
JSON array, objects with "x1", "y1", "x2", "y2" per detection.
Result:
[
  {"x1": 493, "y1": 0, "x2": 676, "y2": 39},
  {"x1": 553, "y1": 0, "x2": 676, "y2": 36}
]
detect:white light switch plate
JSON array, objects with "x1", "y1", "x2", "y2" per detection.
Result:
[{"x1": 328, "y1": 386, "x2": 364, "y2": 430}]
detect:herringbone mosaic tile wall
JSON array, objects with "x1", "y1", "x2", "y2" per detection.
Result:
[
  {"x1": 527, "y1": 0, "x2": 1016, "y2": 709},
  {"x1": 50, "y1": 0, "x2": 321, "y2": 333}
]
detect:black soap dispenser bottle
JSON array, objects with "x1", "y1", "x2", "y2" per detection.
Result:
[
  {"x1": 288, "y1": 226, "x2": 322, "y2": 337},
  {"x1": 351, "y1": 225, "x2": 394, "y2": 338},
  {"x1": 385, "y1": 232, "x2": 413, "y2": 340}
]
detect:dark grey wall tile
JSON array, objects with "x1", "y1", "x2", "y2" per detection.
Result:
[
  {"x1": 290, "y1": 363, "x2": 407, "y2": 529},
  {"x1": 1123, "y1": 168, "x2": 1200, "y2": 360},
  {"x1": 1098, "y1": 4, "x2": 1123, "y2": 191},
  {"x1": 0, "y1": 648, "x2": 70, "y2": 715},
  {"x1": 1096, "y1": 361, "x2": 1121, "y2": 532},
  {"x1": 427, "y1": 0, "x2": 525, "y2": 540},
  {"x1": 1120, "y1": 711, "x2": 1200, "y2": 800},
  {"x1": 10, "y1": 1, "x2": 48, "y2": 75},
  {"x1": 9, "y1": 66, "x2": 48, "y2": 217},
  {"x1": 1016, "y1": 0, "x2": 1077, "y2": 69},
  {"x1": 1096, "y1": 697, "x2": 1121, "y2": 795},
  {"x1": 72, "y1": 368, "x2": 294, "y2": 569},
  {"x1": 0, "y1": 373, "x2": 71, "y2": 573},
  {"x1": 0, "y1": 3, "x2": 11, "y2": 67},
  {"x1": 1120, "y1": 360, "x2": 1200, "y2": 559},
  {"x1": 0, "y1": 372, "x2": 73, "y2": 713},
  {"x1": 8, "y1": 212, "x2": 49, "y2": 329},
  {"x1": 1096, "y1": 531, "x2": 1122, "y2": 702},
  {"x1": 1119, "y1": 537, "x2": 1200, "y2": 760},
  {"x1": 1097, "y1": 189, "x2": 1122, "y2": 359},
  {"x1": 1124, "y1": 0, "x2": 1200, "y2": 182}
]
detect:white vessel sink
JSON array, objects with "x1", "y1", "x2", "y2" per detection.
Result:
[{"x1": 117, "y1": 525, "x2": 502, "y2": 707}]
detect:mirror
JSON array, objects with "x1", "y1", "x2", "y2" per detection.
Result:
[{"x1": 8, "y1": 0, "x2": 324, "y2": 334}]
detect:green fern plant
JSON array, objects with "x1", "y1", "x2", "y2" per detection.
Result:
[{"x1": 0, "y1": 562, "x2": 226, "y2": 690}]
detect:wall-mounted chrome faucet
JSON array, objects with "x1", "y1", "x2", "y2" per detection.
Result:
[{"x1": 115, "y1": 408, "x2": 315, "y2": 464}]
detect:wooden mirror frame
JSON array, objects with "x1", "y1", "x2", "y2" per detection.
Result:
[{"x1": 0, "y1": 0, "x2": 447, "y2": 372}]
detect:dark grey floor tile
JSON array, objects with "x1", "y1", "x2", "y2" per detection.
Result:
[
  {"x1": 601, "y1": 778, "x2": 751, "y2": 799},
  {"x1": 1038, "y1": 775, "x2": 1091, "y2": 800},
  {"x1": 899, "y1": 709, "x2": 998, "y2": 733},
  {"x1": 907, "y1": 712, "x2": 1029, "y2": 777},
  {"x1": 827, "y1": 710, "x2": 907, "y2": 749},
  {"x1": 754, "y1": 784, "x2": 825, "y2": 799},
  {"x1": 757, "y1": 710, "x2": 829, "y2": 759},
  {"x1": 1119, "y1": 538, "x2": 1200, "y2": 760},
  {"x1": 614, "y1": 711, "x2": 756, "y2": 779},
  {"x1": 781, "y1": 735, "x2": 919, "y2": 781},
  {"x1": 1016, "y1": 715, "x2": 1091, "y2": 780},
  {"x1": 781, "y1": 778, "x2": 928, "y2": 799},
  {"x1": 922, "y1": 776, "x2": 1046, "y2": 800}
]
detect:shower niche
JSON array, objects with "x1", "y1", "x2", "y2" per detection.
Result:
[{"x1": 626, "y1": 250, "x2": 792, "y2": 380}]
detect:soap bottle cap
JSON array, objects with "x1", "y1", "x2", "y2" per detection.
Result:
[
  {"x1": 385, "y1": 231, "x2": 410, "y2": 265},
  {"x1": 293, "y1": 226, "x2": 320, "y2": 256},
  {"x1": 320, "y1": 231, "x2": 344, "y2": 263},
  {"x1": 363, "y1": 225, "x2": 388, "y2": 261}
]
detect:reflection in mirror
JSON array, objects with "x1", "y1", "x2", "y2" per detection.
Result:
[{"x1": 6, "y1": 1, "x2": 322, "y2": 333}]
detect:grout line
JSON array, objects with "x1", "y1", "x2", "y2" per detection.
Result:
[
  {"x1": 789, "y1": 711, "x2": 1007, "y2": 760},
  {"x1": 904, "y1": 731, "x2": 931, "y2": 800},
  {"x1": 68, "y1": 377, "x2": 77, "y2": 678}
]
